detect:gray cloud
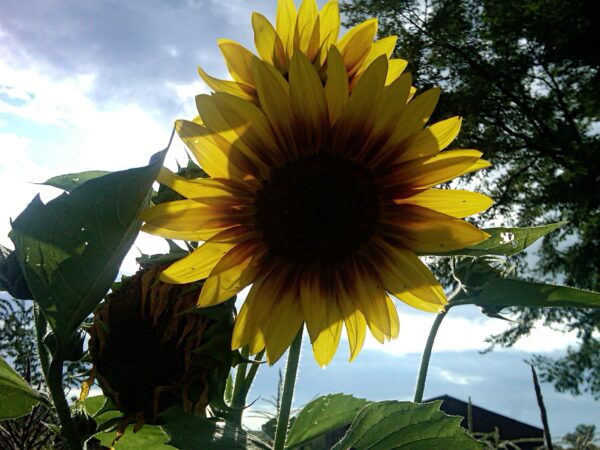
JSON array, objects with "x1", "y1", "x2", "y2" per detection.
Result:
[{"x1": 1, "y1": 0, "x2": 274, "y2": 121}]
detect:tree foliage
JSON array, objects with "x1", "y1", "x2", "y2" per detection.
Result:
[{"x1": 341, "y1": 0, "x2": 600, "y2": 396}]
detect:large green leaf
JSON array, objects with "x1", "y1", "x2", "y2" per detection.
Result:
[
  {"x1": 43, "y1": 170, "x2": 111, "y2": 191},
  {"x1": 10, "y1": 150, "x2": 167, "y2": 348},
  {"x1": 92, "y1": 407, "x2": 270, "y2": 450},
  {"x1": 162, "y1": 407, "x2": 270, "y2": 450},
  {"x1": 0, "y1": 355, "x2": 45, "y2": 420},
  {"x1": 429, "y1": 222, "x2": 564, "y2": 257},
  {"x1": 94, "y1": 423, "x2": 173, "y2": 449},
  {"x1": 462, "y1": 278, "x2": 600, "y2": 309},
  {"x1": 286, "y1": 394, "x2": 370, "y2": 449},
  {"x1": 331, "y1": 401, "x2": 481, "y2": 450}
]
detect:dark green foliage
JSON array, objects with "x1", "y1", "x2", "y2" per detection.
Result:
[
  {"x1": 0, "y1": 299, "x2": 40, "y2": 385},
  {"x1": 559, "y1": 424, "x2": 599, "y2": 449},
  {"x1": 341, "y1": 0, "x2": 600, "y2": 396}
]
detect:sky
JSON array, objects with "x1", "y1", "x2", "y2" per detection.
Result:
[{"x1": 1, "y1": 0, "x2": 598, "y2": 439}]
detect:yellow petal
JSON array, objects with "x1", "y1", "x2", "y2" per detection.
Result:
[
  {"x1": 139, "y1": 199, "x2": 241, "y2": 232},
  {"x1": 383, "y1": 204, "x2": 490, "y2": 253},
  {"x1": 231, "y1": 278, "x2": 271, "y2": 353},
  {"x1": 276, "y1": 0, "x2": 297, "y2": 58},
  {"x1": 395, "y1": 290, "x2": 445, "y2": 313},
  {"x1": 252, "y1": 59, "x2": 296, "y2": 154},
  {"x1": 197, "y1": 66, "x2": 255, "y2": 100},
  {"x1": 467, "y1": 158, "x2": 492, "y2": 173},
  {"x1": 383, "y1": 149, "x2": 484, "y2": 190},
  {"x1": 372, "y1": 72, "x2": 412, "y2": 137},
  {"x1": 351, "y1": 262, "x2": 392, "y2": 343},
  {"x1": 199, "y1": 244, "x2": 261, "y2": 307},
  {"x1": 295, "y1": 0, "x2": 318, "y2": 55},
  {"x1": 318, "y1": 0, "x2": 340, "y2": 64},
  {"x1": 354, "y1": 35, "x2": 397, "y2": 81},
  {"x1": 388, "y1": 87, "x2": 441, "y2": 146},
  {"x1": 324, "y1": 47, "x2": 348, "y2": 126},
  {"x1": 141, "y1": 223, "x2": 226, "y2": 241},
  {"x1": 384, "y1": 295, "x2": 400, "y2": 338},
  {"x1": 300, "y1": 273, "x2": 343, "y2": 367},
  {"x1": 385, "y1": 59, "x2": 409, "y2": 85},
  {"x1": 210, "y1": 92, "x2": 285, "y2": 167},
  {"x1": 218, "y1": 39, "x2": 256, "y2": 85},
  {"x1": 338, "y1": 290, "x2": 367, "y2": 362},
  {"x1": 264, "y1": 287, "x2": 304, "y2": 364},
  {"x1": 395, "y1": 189, "x2": 493, "y2": 218},
  {"x1": 289, "y1": 52, "x2": 328, "y2": 147},
  {"x1": 176, "y1": 119, "x2": 256, "y2": 179},
  {"x1": 374, "y1": 239, "x2": 447, "y2": 307},
  {"x1": 160, "y1": 242, "x2": 234, "y2": 284},
  {"x1": 252, "y1": 13, "x2": 286, "y2": 71},
  {"x1": 333, "y1": 56, "x2": 387, "y2": 151},
  {"x1": 399, "y1": 116, "x2": 463, "y2": 162},
  {"x1": 157, "y1": 167, "x2": 240, "y2": 200},
  {"x1": 337, "y1": 18, "x2": 378, "y2": 76},
  {"x1": 196, "y1": 94, "x2": 270, "y2": 178}
]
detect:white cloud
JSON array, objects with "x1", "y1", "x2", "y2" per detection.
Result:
[
  {"x1": 360, "y1": 303, "x2": 578, "y2": 355},
  {"x1": 436, "y1": 368, "x2": 483, "y2": 385}
]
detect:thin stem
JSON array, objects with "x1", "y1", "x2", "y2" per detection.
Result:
[
  {"x1": 230, "y1": 347, "x2": 249, "y2": 426},
  {"x1": 47, "y1": 354, "x2": 81, "y2": 450},
  {"x1": 240, "y1": 350, "x2": 265, "y2": 404},
  {"x1": 273, "y1": 327, "x2": 303, "y2": 450},
  {"x1": 33, "y1": 305, "x2": 50, "y2": 382},
  {"x1": 413, "y1": 309, "x2": 447, "y2": 403},
  {"x1": 529, "y1": 363, "x2": 553, "y2": 450}
]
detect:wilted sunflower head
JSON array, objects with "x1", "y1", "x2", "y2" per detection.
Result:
[
  {"x1": 87, "y1": 265, "x2": 233, "y2": 420},
  {"x1": 141, "y1": 3, "x2": 492, "y2": 367},
  {"x1": 198, "y1": 0, "x2": 408, "y2": 101}
]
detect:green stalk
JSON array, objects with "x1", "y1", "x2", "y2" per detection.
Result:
[
  {"x1": 273, "y1": 328, "x2": 303, "y2": 450},
  {"x1": 240, "y1": 350, "x2": 265, "y2": 403},
  {"x1": 33, "y1": 304, "x2": 50, "y2": 382},
  {"x1": 47, "y1": 353, "x2": 82, "y2": 450},
  {"x1": 413, "y1": 309, "x2": 447, "y2": 403},
  {"x1": 230, "y1": 347, "x2": 249, "y2": 426}
]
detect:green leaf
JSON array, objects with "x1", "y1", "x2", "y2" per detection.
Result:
[
  {"x1": 42, "y1": 170, "x2": 111, "y2": 191},
  {"x1": 92, "y1": 407, "x2": 271, "y2": 450},
  {"x1": 94, "y1": 423, "x2": 173, "y2": 449},
  {"x1": 331, "y1": 401, "x2": 482, "y2": 450},
  {"x1": 161, "y1": 407, "x2": 271, "y2": 450},
  {"x1": 10, "y1": 150, "x2": 167, "y2": 349},
  {"x1": 0, "y1": 355, "x2": 44, "y2": 420},
  {"x1": 429, "y1": 222, "x2": 565, "y2": 257},
  {"x1": 463, "y1": 278, "x2": 600, "y2": 309},
  {"x1": 286, "y1": 394, "x2": 370, "y2": 449}
]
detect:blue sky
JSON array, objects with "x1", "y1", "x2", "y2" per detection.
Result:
[{"x1": 1, "y1": 0, "x2": 598, "y2": 438}]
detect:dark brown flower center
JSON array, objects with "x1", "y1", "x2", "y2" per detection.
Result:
[{"x1": 254, "y1": 153, "x2": 380, "y2": 267}]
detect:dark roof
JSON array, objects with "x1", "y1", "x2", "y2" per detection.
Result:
[{"x1": 426, "y1": 395, "x2": 543, "y2": 449}]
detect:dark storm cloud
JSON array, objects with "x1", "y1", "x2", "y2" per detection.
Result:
[{"x1": 1, "y1": 0, "x2": 274, "y2": 120}]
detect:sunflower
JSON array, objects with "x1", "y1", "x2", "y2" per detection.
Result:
[
  {"x1": 141, "y1": 43, "x2": 492, "y2": 366},
  {"x1": 85, "y1": 265, "x2": 233, "y2": 421},
  {"x1": 199, "y1": 0, "x2": 408, "y2": 102}
]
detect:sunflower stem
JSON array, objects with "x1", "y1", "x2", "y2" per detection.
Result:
[
  {"x1": 413, "y1": 307, "x2": 449, "y2": 403},
  {"x1": 47, "y1": 352, "x2": 82, "y2": 450},
  {"x1": 33, "y1": 304, "x2": 51, "y2": 383},
  {"x1": 273, "y1": 327, "x2": 303, "y2": 450}
]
